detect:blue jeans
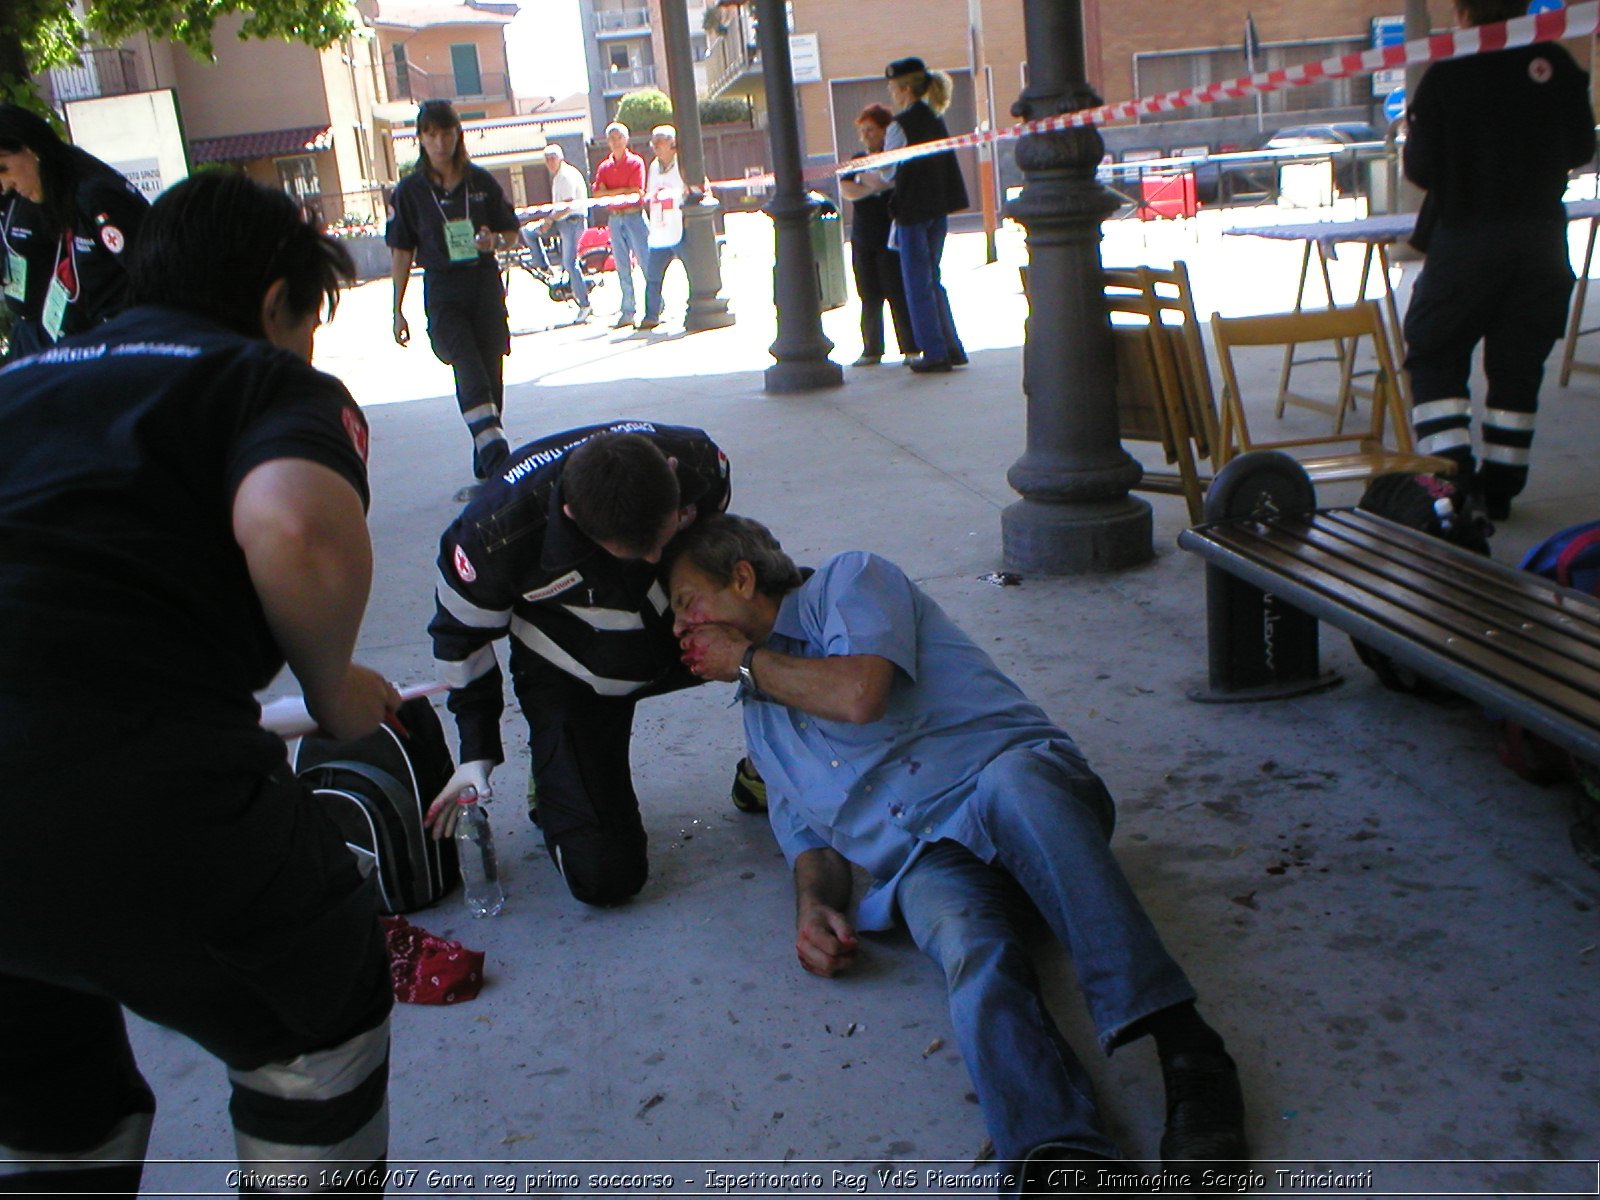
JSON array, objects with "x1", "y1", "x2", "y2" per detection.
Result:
[
  {"x1": 895, "y1": 214, "x2": 965, "y2": 363},
  {"x1": 642, "y1": 242, "x2": 682, "y2": 324},
  {"x1": 553, "y1": 215, "x2": 589, "y2": 307},
  {"x1": 894, "y1": 745, "x2": 1195, "y2": 1165},
  {"x1": 608, "y1": 210, "x2": 649, "y2": 319}
]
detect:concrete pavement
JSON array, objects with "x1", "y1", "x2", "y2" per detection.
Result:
[{"x1": 128, "y1": 205, "x2": 1600, "y2": 1197}]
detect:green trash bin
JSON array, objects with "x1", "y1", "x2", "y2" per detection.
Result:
[{"x1": 808, "y1": 191, "x2": 848, "y2": 311}]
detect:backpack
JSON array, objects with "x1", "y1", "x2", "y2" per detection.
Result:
[
  {"x1": 1517, "y1": 519, "x2": 1600, "y2": 598},
  {"x1": 1350, "y1": 472, "x2": 1491, "y2": 694},
  {"x1": 293, "y1": 696, "x2": 461, "y2": 914},
  {"x1": 1496, "y1": 520, "x2": 1600, "y2": 789}
]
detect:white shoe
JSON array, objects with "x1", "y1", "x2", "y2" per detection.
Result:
[{"x1": 575, "y1": 305, "x2": 592, "y2": 323}]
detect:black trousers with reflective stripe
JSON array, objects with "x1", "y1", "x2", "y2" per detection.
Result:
[
  {"x1": 424, "y1": 265, "x2": 512, "y2": 480},
  {"x1": 0, "y1": 714, "x2": 392, "y2": 1197},
  {"x1": 1403, "y1": 220, "x2": 1573, "y2": 502},
  {"x1": 512, "y1": 655, "x2": 702, "y2": 907}
]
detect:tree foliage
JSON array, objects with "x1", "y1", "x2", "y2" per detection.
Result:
[
  {"x1": 614, "y1": 88, "x2": 673, "y2": 131},
  {"x1": 2, "y1": 0, "x2": 355, "y2": 100}
]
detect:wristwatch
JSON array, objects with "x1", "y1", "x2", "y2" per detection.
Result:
[{"x1": 738, "y1": 645, "x2": 759, "y2": 694}]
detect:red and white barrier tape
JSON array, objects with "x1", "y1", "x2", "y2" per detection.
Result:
[{"x1": 527, "y1": 0, "x2": 1594, "y2": 206}]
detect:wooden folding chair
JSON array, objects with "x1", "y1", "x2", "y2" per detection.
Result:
[
  {"x1": 1209, "y1": 300, "x2": 1455, "y2": 484},
  {"x1": 1104, "y1": 262, "x2": 1219, "y2": 523}
]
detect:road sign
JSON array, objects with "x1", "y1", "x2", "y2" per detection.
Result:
[{"x1": 1383, "y1": 87, "x2": 1406, "y2": 123}]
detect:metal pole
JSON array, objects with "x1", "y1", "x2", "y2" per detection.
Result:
[
  {"x1": 658, "y1": 0, "x2": 735, "y2": 331},
  {"x1": 755, "y1": 0, "x2": 843, "y2": 392},
  {"x1": 1000, "y1": 0, "x2": 1150, "y2": 574}
]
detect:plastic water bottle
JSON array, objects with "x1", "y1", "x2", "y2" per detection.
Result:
[
  {"x1": 1434, "y1": 496, "x2": 1456, "y2": 537},
  {"x1": 455, "y1": 788, "x2": 505, "y2": 917}
]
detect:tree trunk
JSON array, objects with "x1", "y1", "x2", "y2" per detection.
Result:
[{"x1": 0, "y1": 21, "x2": 33, "y2": 90}]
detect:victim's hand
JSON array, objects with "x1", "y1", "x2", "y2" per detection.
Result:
[{"x1": 678, "y1": 623, "x2": 748, "y2": 683}]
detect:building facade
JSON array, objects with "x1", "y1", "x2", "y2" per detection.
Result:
[
  {"x1": 362, "y1": 0, "x2": 520, "y2": 121},
  {"x1": 699, "y1": 0, "x2": 1593, "y2": 193},
  {"x1": 574, "y1": 0, "x2": 711, "y2": 134}
]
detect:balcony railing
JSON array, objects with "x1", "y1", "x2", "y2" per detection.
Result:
[
  {"x1": 47, "y1": 48, "x2": 141, "y2": 104},
  {"x1": 594, "y1": 7, "x2": 651, "y2": 35},
  {"x1": 703, "y1": 5, "x2": 760, "y2": 99},
  {"x1": 385, "y1": 64, "x2": 511, "y2": 104},
  {"x1": 600, "y1": 64, "x2": 657, "y2": 93}
]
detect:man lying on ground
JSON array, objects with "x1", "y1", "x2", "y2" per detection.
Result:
[{"x1": 667, "y1": 513, "x2": 1248, "y2": 1196}]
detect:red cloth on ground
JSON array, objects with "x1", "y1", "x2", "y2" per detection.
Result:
[{"x1": 380, "y1": 915, "x2": 484, "y2": 1004}]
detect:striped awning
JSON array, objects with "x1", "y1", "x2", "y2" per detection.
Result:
[{"x1": 190, "y1": 125, "x2": 334, "y2": 164}]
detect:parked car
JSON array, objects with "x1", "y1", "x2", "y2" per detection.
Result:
[
  {"x1": 1193, "y1": 122, "x2": 1384, "y2": 203},
  {"x1": 1246, "y1": 122, "x2": 1384, "y2": 195}
]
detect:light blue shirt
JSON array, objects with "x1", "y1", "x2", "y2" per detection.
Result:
[
  {"x1": 744, "y1": 552, "x2": 1084, "y2": 930},
  {"x1": 880, "y1": 119, "x2": 907, "y2": 182}
]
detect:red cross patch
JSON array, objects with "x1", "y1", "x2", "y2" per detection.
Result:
[
  {"x1": 340, "y1": 405, "x2": 369, "y2": 463},
  {"x1": 1530, "y1": 57, "x2": 1554, "y2": 84},
  {"x1": 100, "y1": 223, "x2": 125, "y2": 254},
  {"x1": 453, "y1": 544, "x2": 477, "y2": 583}
]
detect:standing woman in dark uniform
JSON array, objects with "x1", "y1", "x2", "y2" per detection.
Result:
[
  {"x1": 840, "y1": 103, "x2": 918, "y2": 366},
  {"x1": 388, "y1": 100, "x2": 522, "y2": 486},
  {"x1": 882, "y1": 57, "x2": 969, "y2": 374},
  {"x1": 0, "y1": 103, "x2": 147, "y2": 360}
]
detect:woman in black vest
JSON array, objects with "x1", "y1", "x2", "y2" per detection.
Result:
[{"x1": 882, "y1": 57, "x2": 969, "y2": 374}]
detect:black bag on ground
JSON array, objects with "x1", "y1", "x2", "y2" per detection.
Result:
[
  {"x1": 1350, "y1": 473, "x2": 1491, "y2": 695},
  {"x1": 292, "y1": 696, "x2": 461, "y2": 914}
]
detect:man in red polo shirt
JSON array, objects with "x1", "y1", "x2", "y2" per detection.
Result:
[{"x1": 591, "y1": 121, "x2": 650, "y2": 330}]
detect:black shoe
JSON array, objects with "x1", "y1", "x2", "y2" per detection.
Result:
[
  {"x1": 1485, "y1": 494, "x2": 1512, "y2": 521},
  {"x1": 637, "y1": 318, "x2": 661, "y2": 331},
  {"x1": 949, "y1": 348, "x2": 969, "y2": 366},
  {"x1": 1158, "y1": 1049, "x2": 1248, "y2": 1175},
  {"x1": 908, "y1": 356, "x2": 952, "y2": 374}
]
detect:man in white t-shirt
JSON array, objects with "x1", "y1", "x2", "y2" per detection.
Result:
[
  {"x1": 639, "y1": 125, "x2": 688, "y2": 330},
  {"x1": 537, "y1": 144, "x2": 592, "y2": 321}
]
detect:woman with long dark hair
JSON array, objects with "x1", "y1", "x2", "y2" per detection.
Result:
[
  {"x1": 0, "y1": 103, "x2": 148, "y2": 358},
  {"x1": 387, "y1": 99, "x2": 523, "y2": 488}
]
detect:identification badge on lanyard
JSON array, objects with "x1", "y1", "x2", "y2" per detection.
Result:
[
  {"x1": 3, "y1": 249, "x2": 24, "y2": 302},
  {"x1": 444, "y1": 218, "x2": 478, "y2": 262},
  {"x1": 41, "y1": 275, "x2": 68, "y2": 340}
]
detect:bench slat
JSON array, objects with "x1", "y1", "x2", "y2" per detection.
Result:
[
  {"x1": 1235, "y1": 521, "x2": 1600, "y2": 700},
  {"x1": 1290, "y1": 517, "x2": 1600, "y2": 661},
  {"x1": 1180, "y1": 515, "x2": 1600, "y2": 763},
  {"x1": 1320, "y1": 511, "x2": 1600, "y2": 642}
]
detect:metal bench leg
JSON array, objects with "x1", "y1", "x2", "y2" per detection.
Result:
[{"x1": 1189, "y1": 452, "x2": 1344, "y2": 704}]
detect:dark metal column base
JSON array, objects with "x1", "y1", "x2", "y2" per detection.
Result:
[
  {"x1": 1187, "y1": 672, "x2": 1343, "y2": 704},
  {"x1": 1001, "y1": 495, "x2": 1154, "y2": 574},
  {"x1": 764, "y1": 359, "x2": 844, "y2": 393}
]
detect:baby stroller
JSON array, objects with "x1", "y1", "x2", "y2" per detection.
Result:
[{"x1": 501, "y1": 223, "x2": 612, "y2": 306}]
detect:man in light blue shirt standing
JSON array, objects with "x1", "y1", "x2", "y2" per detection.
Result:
[{"x1": 668, "y1": 514, "x2": 1247, "y2": 1195}]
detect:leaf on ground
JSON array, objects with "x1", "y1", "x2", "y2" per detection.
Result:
[{"x1": 635, "y1": 1092, "x2": 666, "y2": 1118}]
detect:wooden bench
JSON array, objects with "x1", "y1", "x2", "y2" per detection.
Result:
[{"x1": 1176, "y1": 452, "x2": 1600, "y2": 767}]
